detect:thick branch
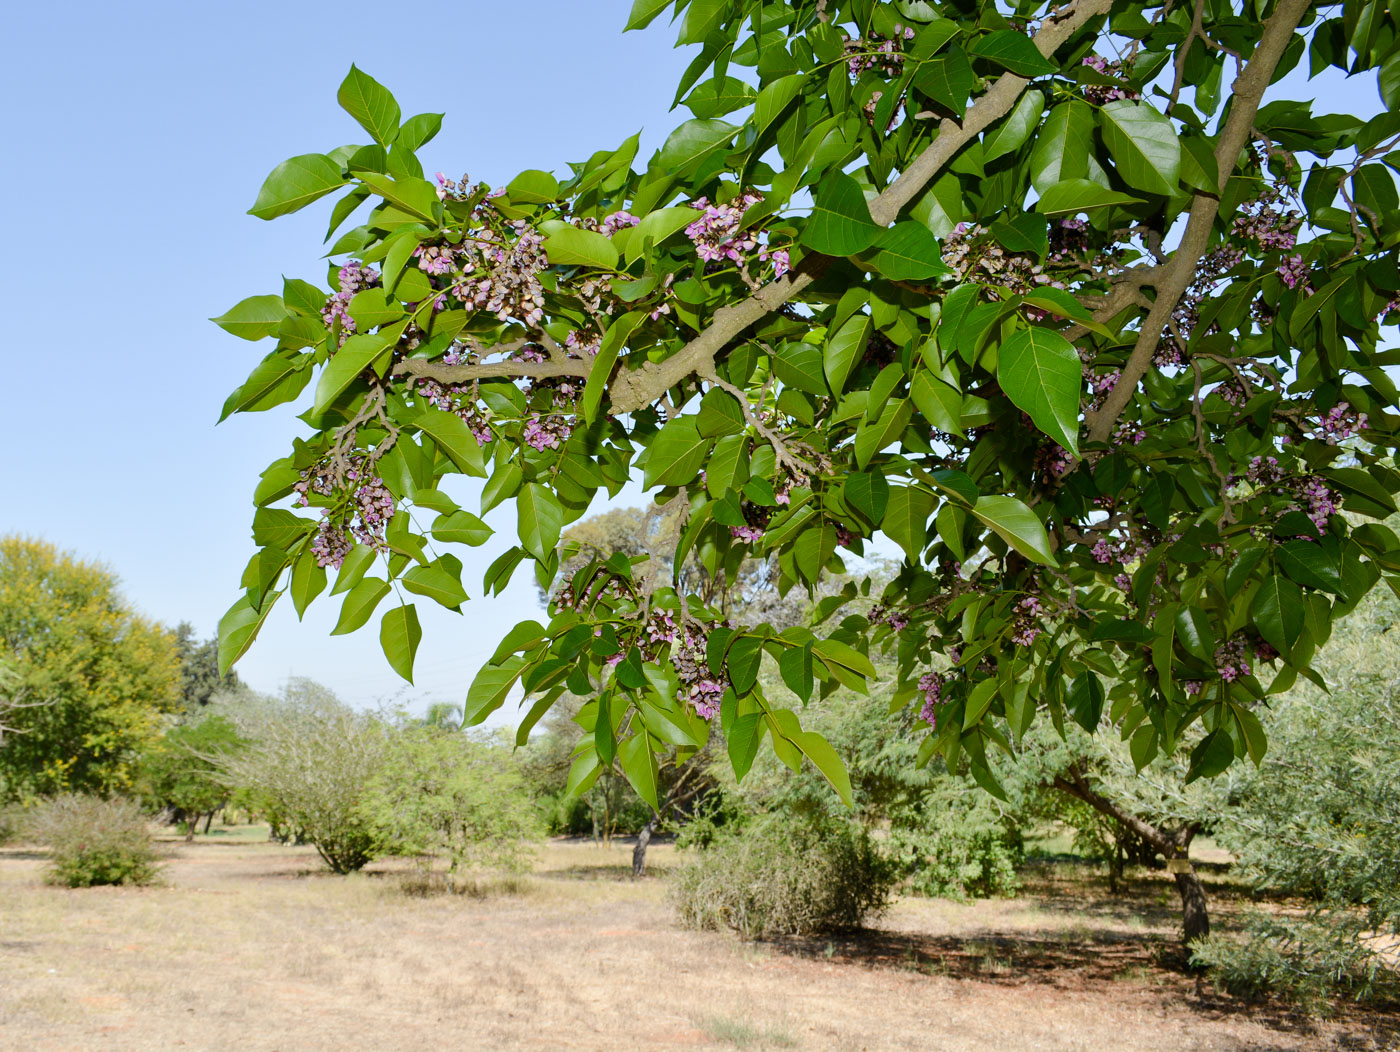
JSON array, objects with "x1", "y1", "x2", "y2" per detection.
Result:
[
  {"x1": 1052, "y1": 771, "x2": 1177, "y2": 856},
  {"x1": 606, "y1": 0, "x2": 1112, "y2": 415},
  {"x1": 1086, "y1": 0, "x2": 1313, "y2": 444}
]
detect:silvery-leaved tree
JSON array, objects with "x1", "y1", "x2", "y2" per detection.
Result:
[{"x1": 216, "y1": 0, "x2": 1400, "y2": 811}]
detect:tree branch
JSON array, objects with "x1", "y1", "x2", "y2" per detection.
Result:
[
  {"x1": 1086, "y1": 0, "x2": 1313, "y2": 444},
  {"x1": 605, "y1": 0, "x2": 1113, "y2": 415}
]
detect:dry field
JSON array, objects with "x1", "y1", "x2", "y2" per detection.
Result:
[{"x1": 0, "y1": 827, "x2": 1395, "y2": 1051}]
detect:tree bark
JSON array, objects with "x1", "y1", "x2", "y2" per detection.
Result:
[
  {"x1": 632, "y1": 813, "x2": 659, "y2": 878},
  {"x1": 202, "y1": 810, "x2": 215, "y2": 834},
  {"x1": 1052, "y1": 771, "x2": 1209, "y2": 945}
]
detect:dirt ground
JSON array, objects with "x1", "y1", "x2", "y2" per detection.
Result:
[{"x1": 1, "y1": 827, "x2": 1395, "y2": 1051}]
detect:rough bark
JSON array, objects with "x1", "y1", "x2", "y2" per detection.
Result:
[
  {"x1": 632, "y1": 813, "x2": 659, "y2": 879},
  {"x1": 1052, "y1": 770, "x2": 1209, "y2": 944}
]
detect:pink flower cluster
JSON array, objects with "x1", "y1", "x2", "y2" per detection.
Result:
[
  {"x1": 730, "y1": 524, "x2": 765, "y2": 543},
  {"x1": 1215, "y1": 636, "x2": 1252, "y2": 682},
  {"x1": 296, "y1": 454, "x2": 397, "y2": 569},
  {"x1": 1297, "y1": 476, "x2": 1338, "y2": 534},
  {"x1": 686, "y1": 193, "x2": 790, "y2": 278},
  {"x1": 1011, "y1": 596, "x2": 1045, "y2": 648},
  {"x1": 917, "y1": 672, "x2": 943, "y2": 727},
  {"x1": 523, "y1": 414, "x2": 572, "y2": 451},
  {"x1": 845, "y1": 26, "x2": 915, "y2": 77},
  {"x1": 1080, "y1": 55, "x2": 1139, "y2": 104},
  {"x1": 1230, "y1": 186, "x2": 1301, "y2": 252},
  {"x1": 1311, "y1": 402, "x2": 1367, "y2": 445},
  {"x1": 671, "y1": 623, "x2": 729, "y2": 720},
  {"x1": 321, "y1": 261, "x2": 381, "y2": 344},
  {"x1": 416, "y1": 379, "x2": 494, "y2": 445},
  {"x1": 1278, "y1": 254, "x2": 1309, "y2": 290}
]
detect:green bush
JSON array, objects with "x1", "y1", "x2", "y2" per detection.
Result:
[
  {"x1": 359, "y1": 726, "x2": 540, "y2": 893},
  {"x1": 23, "y1": 794, "x2": 161, "y2": 887},
  {"x1": 887, "y1": 802, "x2": 1022, "y2": 899},
  {"x1": 671, "y1": 816, "x2": 895, "y2": 939}
]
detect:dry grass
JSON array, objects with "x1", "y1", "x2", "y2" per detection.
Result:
[{"x1": 0, "y1": 826, "x2": 1394, "y2": 1051}]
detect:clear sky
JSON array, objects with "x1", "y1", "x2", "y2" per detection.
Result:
[
  {"x1": 0, "y1": 2, "x2": 1386, "y2": 718},
  {"x1": 0, "y1": 1, "x2": 696, "y2": 715}
]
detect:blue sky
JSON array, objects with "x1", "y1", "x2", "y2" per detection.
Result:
[
  {"x1": 0, "y1": 1, "x2": 696, "y2": 714},
  {"x1": 0, "y1": 2, "x2": 1386, "y2": 717}
]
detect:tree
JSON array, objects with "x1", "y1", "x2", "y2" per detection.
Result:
[
  {"x1": 139, "y1": 715, "x2": 246, "y2": 839},
  {"x1": 216, "y1": 1, "x2": 1400, "y2": 814},
  {"x1": 173, "y1": 623, "x2": 242, "y2": 713},
  {"x1": 0, "y1": 536, "x2": 180, "y2": 799},
  {"x1": 214, "y1": 679, "x2": 386, "y2": 872},
  {"x1": 359, "y1": 724, "x2": 540, "y2": 892}
]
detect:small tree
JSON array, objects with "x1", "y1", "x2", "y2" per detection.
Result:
[
  {"x1": 173, "y1": 623, "x2": 242, "y2": 713},
  {"x1": 360, "y1": 725, "x2": 540, "y2": 892},
  {"x1": 216, "y1": 680, "x2": 386, "y2": 873},
  {"x1": 139, "y1": 715, "x2": 246, "y2": 840},
  {"x1": 0, "y1": 536, "x2": 180, "y2": 799}
]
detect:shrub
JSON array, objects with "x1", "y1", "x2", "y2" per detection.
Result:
[
  {"x1": 359, "y1": 726, "x2": 540, "y2": 893},
  {"x1": 671, "y1": 816, "x2": 895, "y2": 939},
  {"x1": 215, "y1": 680, "x2": 386, "y2": 873},
  {"x1": 887, "y1": 802, "x2": 1022, "y2": 899},
  {"x1": 23, "y1": 794, "x2": 161, "y2": 887}
]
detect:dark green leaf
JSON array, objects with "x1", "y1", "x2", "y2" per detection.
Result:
[
  {"x1": 331, "y1": 577, "x2": 390, "y2": 635},
  {"x1": 969, "y1": 31, "x2": 1057, "y2": 76},
  {"x1": 867, "y1": 222, "x2": 953, "y2": 280},
  {"x1": 800, "y1": 172, "x2": 881, "y2": 256},
  {"x1": 380, "y1": 603, "x2": 422, "y2": 683},
  {"x1": 996, "y1": 327, "x2": 1081, "y2": 456},
  {"x1": 972, "y1": 495, "x2": 1057, "y2": 566},
  {"x1": 1098, "y1": 101, "x2": 1180, "y2": 197},
  {"x1": 517, "y1": 484, "x2": 564, "y2": 562}
]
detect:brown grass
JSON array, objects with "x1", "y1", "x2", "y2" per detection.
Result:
[{"x1": 0, "y1": 826, "x2": 1394, "y2": 1051}]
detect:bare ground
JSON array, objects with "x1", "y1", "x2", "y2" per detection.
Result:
[{"x1": 0, "y1": 828, "x2": 1395, "y2": 1052}]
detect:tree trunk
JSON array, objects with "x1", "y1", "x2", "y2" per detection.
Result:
[
  {"x1": 1052, "y1": 771, "x2": 1210, "y2": 946},
  {"x1": 184, "y1": 819, "x2": 197, "y2": 842},
  {"x1": 202, "y1": 810, "x2": 215, "y2": 834},
  {"x1": 632, "y1": 814, "x2": 659, "y2": 878}
]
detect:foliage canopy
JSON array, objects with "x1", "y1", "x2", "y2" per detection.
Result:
[{"x1": 218, "y1": 0, "x2": 1400, "y2": 800}]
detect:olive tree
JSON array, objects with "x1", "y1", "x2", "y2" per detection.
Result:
[{"x1": 215, "y1": 1, "x2": 1400, "y2": 838}]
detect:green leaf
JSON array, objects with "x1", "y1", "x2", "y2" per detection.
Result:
[
  {"x1": 1253, "y1": 574, "x2": 1306, "y2": 657},
  {"x1": 844, "y1": 472, "x2": 890, "y2": 523},
  {"x1": 968, "y1": 30, "x2": 1057, "y2": 76},
  {"x1": 619, "y1": 733, "x2": 660, "y2": 810},
  {"x1": 773, "y1": 342, "x2": 828, "y2": 396},
  {"x1": 211, "y1": 296, "x2": 287, "y2": 341},
  {"x1": 800, "y1": 172, "x2": 881, "y2": 257},
  {"x1": 402, "y1": 561, "x2": 469, "y2": 609},
  {"x1": 972, "y1": 495, "x2": 1057, "y2": 566},
  {"x1": 625, "y1": 0, "x2": 672, "y2": 31},
  {"x1": 997, "y1": 327, "x2": 1081, "y2": 456},
  {"x1": 396, "y1": 112, "x2": 444, "y2": 153},
  {"x1": 331, "y1": 577, "x2": 390, "y2": 635},
  {"x1": 643, "y1": 416, "x2": 712, "y2": 487},
  {"x1": 414, "y1": 406, "x2": 487, "y2": 477},
  {"x1": 1030, "y1": 101, "x2": 1093, "y2": 194},
  {"x1": 347, "y1": 288, "x2": 404, "y2": 331},
  {"x1": 678, "y1": 0, "x2": 726, "y2": 44},
  {"x1": 430, "y1": 510, "x2": 493, "y2": 547},
  {"x1": 727, "y1": 635, "x2": 764, "y2": 694},
  {"x1": 312, "y1": 333, "x2": 392, "y2": 414},
  {"x1": 217, "y1": 591, "x2": 281, "y2": 675},
  {"x1": 248, "y1": 154, "x2": 346, "y2": 221},
  {"x1": 982, "y1": 90, "x2": 1044, "y2": 163},
  {"x1": 539, "y1": 221, "x2": 619, "y2": 269},
  {"x1": 824, "y1": 312, "x2": 870, "y2": 395},
  {"x1": 755, "y1": 73, "x2": 806, "y2": 135},
  {"x1": 867, "y1": 222, "x2": 953, "y2": 280},
  {"x1": 654, "y1": 119, "x2": 739, "y2": 174},
  {"x1": 910, "y1": 369, "x2": 963, "y2": 434},
  {"x1": 793, "y1": 729, "x2": 854, "y2": 808},
  {"x1": 1174, "y1": 606, "x2": 1216, "y2": 662},
  {"x1": 357, "y1": 172, "x2": 439, "y2": 222},
  {"x1": 779, "y1": 643, "x2": 815, "y2": 701},
  {"x1": 883, "y1": 486, "x2": 934, "y2": 562},
  {"x1": 914, "y1": 48, "x2": 974, "y2": 116},
  {"x1": 1130, "y1": 725, "x2": 1158, "y2": 771},
  {"x1": 219, "y1": 354, "x2": 311, "y2": 421},
  {"x1": 464, "y1": 655, "x2": 525, "y2": 726},
  {"x1": 338, "y1": 65, "x2": 402, "y2": 147},
  {"x1": 684, "y1": 76, "x2": 757, "y2": 118},
  {"x1": 1098, "y1": 100, "x2": 1180, "y2": 198},
  {"x1": 962, "y1": 679, "x2": 999, "y2": 729},
  {"x1": 583, "y1": 311, "x2": 645, "y2": 423},
  {"x1": 380, "y1": 603, "x2": 422, "y2": 683},
  {"x1": 1187, "y1": 729, "x2": 1235, "y2": 782},
  {"x1": 505, "y1": 169, "x2": 560, "y2": 204},
  {"x1": 289, "y1": 552, "x2": 326, "y2": 620},
  {"x1": 331, "y1": 545, "x2": 377, "y2": 595},
  {"x1": 727, "y1": 712, "x2": 764, "y2": 780},
  {"x1": 517, "y1": 484, "x2": 564, "y2": 562},
  {"x1": 1067, "y1": 672, "x2": 1105, "y2": 732},
  {"x1": 621, "y1": 207, "x2": 698, "y2": 263},
  {"x1": 1035, "y1": 178, "x2": 1145, "y2": 214},
  {"x1": 813, "y1": 638, "x2": 878, "y2": 680}
]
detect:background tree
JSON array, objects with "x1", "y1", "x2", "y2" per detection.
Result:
[
  {"x1": 216, "y1": 0, "x2": 1400, "y2": 817},
  {"x1": 173, "y1": 623, "x2": 242, "y2": 713},
  {"x1": 138, "y1": 715, "x2": 247, "y2": 840},
  {"x1": 0, "y1": 536, "x2": 180, "y2": 799}
]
